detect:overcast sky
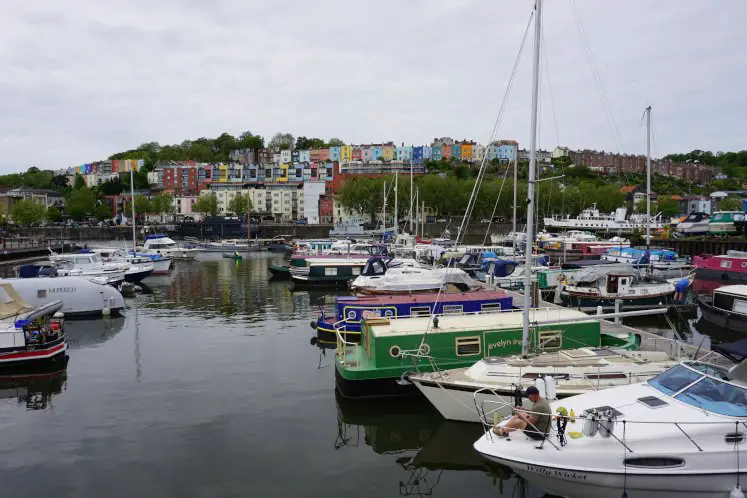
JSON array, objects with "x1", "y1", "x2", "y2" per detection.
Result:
[{"x1": 2, "y1": 0, "x2": 745, "y2": 172}]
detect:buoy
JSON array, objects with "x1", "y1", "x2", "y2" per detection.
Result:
[
  {"x1": 731, "y1": 485, "x2": 745, "y2": 498},
  {"x1": 53, "y1": 311, "x2": 65, "y2": 318},
  {"x1": 102, "y1": 307, "x2": 111, "y2": 316}
]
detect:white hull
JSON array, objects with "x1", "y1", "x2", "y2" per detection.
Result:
[
  {"x1": 150, "y1": 259, "x2": 172, "y2": 274},
  {"x1": 3, "y1": 276, "x2": 125, "y2": 317},
  {"x1": 411, "y1": 379, "x2": 515, "y2": 422}
]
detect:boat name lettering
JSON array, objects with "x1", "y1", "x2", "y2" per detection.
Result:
[
  {"x1": 487, "y1": 339, "x2": 522, "y2": 352},
  {"x1": 48, "y1": 287, "x2": 76, "y2": 293},
  {"x1": 526, "y1": 464, "x2": 587, "y2": 481}
]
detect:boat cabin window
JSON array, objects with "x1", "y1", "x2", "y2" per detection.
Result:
[
  {"x1": 624, "y1": 457, "x2": 684, "y2": 469},
  {"x1": 442, "y1": 305, "x2": 463, "y2": 315},
  {"x1": 410, "y1": 306, "x2": 431, "y2": 317},
  {"x1": 538, "y1": 330, "x2": 562, "y2": 351},
  {"x1": 324, "y1": 268, "x2": 338, "y2": 276},
  {"x1": 606, "y1": 276, "x2": 619, "y2": 293},
  {"x1": 648, "y1": 365, "x2": 703, "y2": 395},
  {"x1": 456, "y1": 336, "x2": 481, "y2": 356},
  {"x1": 674, "y1": 377, "x2": 747, "y2": 417},
  {"x1": 734, "y1": 300, "x2": 747, "y2": 314},
  {"x1": 352, "y1": 267, "x2": 361, "y2": 276},
  {"x1": 722, "y1": 260, "x2": 733, "y2": 269},
  {"x1": 481, "y1": 303, "x2": 502, "y2": 313},
  {"x1": 74, "y1": 257, "x2": 90, "y2": 265}
]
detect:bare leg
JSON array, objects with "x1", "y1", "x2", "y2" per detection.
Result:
[{"x1": 493, "y1": 414, "x2": 528, "y2": 435}]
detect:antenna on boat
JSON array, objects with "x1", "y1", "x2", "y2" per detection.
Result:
[{"x1": 521, "y1": 0, "x2": 542, "y2": 357}]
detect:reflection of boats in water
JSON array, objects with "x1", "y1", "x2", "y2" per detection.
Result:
[
  {"x1": 64, "y1": 317, "x2": 126, "y2": 349},
  {"x1": 0, "y1": 360, "x2": 68, "y2": 410},
  {"x1": 334, "y1": 392, "x2": 522, "y2": 496}
]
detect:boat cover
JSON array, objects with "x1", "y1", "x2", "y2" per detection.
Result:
[
  {"x1": 714, "y1": 339, "x2": 747, "y2": 363},
  {"x1": 0, "y1": 283, "x2": 34, "y2": 319},
  {"x1": 567, "y1": 264, "x2": 636, "y2": 284}
]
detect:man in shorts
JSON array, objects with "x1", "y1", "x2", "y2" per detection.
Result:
[{"x1": 493, "y1": 386, "x2": 552, "y2": 440}]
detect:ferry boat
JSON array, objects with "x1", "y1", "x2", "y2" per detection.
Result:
[
  {"x1": 708, "y1": 210, "x2": 745, "y2": 235},
  {"x1": 311, "y1": 290, "x2": 514, "y2": 344},
  {"x1": 558, "y1": 265, "x2": 675, "y2": 311},
  {"x1": 601, "y1": 247, "x2": 692, "y2": 279},
  {"x1": 0, "y1": 283, "x2": 67, "y2": 371},
  {"x1": 138, "y1": 234, "x2": 199, "y2": 260},
  {"x1": 201, "y1": 239, "x2": 259, "y2": 252},
  {"x1": 474, "y1": 343, "x2": 747, "y2": 498},
  {"x1": 543, "y1": 204, "x2": 665, "y2": 233},
  {"x1": 334, "y1": 307, "x2": 636, "y2": 398},
  {"x1": 674, "y1": 211, "x2": 710, "y2": 236},
  {"x1": 698, "y1": 284, "x2": 747, "y2": 334},
  {"x1": 692, "y1": 250, "x2": 747, "y2": 293}
]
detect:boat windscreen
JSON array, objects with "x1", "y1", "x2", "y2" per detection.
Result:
[{"x1": 674, "y1": 377, "x2": 747, "y2": 417}]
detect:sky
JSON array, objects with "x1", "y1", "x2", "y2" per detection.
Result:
[{"x1": 2, "y1": 0, "x2": 746, "y2": 172}]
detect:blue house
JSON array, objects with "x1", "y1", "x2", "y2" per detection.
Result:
[
  {"x1": 413, "y1": 146, "x2": 424, "y2": 162},
  {"x1": 329, "y1": 146, "x2": 341, "y2": 161},
  {"x1": 431, "y1": 145, "x2": 442, "y2": 161}
]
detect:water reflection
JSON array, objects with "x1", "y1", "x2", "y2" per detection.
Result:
[
  {"x1": 334, "y1": 392, "x2": 545, "y2": 497},
  {"x1": 65, "y1": 317, "x2": 126, "y2": 349},
  {"x1": 0, "y1": 363, "x2": 68, "y2": 411}
]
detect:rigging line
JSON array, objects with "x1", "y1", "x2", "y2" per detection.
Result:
[
  {"x1": 423, "y1": 8, "x2": 535, "y2": 348},
  {"x1": 541, "y1": 27, "x2": 561, "y2": 148},
  {"x1": 568, "y1": 0, "x2": 623, "y2": 153},
  {"x1": 455, "y1": 9, "x2": 534, "y2": 249},
  {"x1": 482, "y1": 158, "x2": 513, "y2": 246}
]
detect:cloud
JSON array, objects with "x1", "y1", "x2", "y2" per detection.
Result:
[{"x1": 1, "y1": 0, "x2": 745, "y2": 171}]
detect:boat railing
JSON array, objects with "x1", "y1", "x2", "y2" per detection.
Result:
[{"x1": 334, "y1": 320, "x2": 360, "y2": 368}]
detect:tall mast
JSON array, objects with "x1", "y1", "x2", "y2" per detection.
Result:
[
  {"x1": 247, "y1": 190, "x2": 252, "y2": 242},
  {"x1": 513, "y1": 153, "x2": 518, "y2": 255},
  {"x1": 130, "y1": 168, "x2": 137, "y2": 252},
  {"x1": 394, "y1": 172, "x2": 398, "y2": 235},
  {"x1": 645, "y1": 105, "x2": 652, "y2": 248},
  {"x1": 383, "y1": 180, "x2": 387, "y2": 232},
  {"x1": 522, "y1": 0, "x2": 542, "y2": 357},
  {"x1": 421, "y1": 199, "x2": 425, "y2": 238},
  {"x1": 409, "y1": 158, "x2": 414, "y2": 233}
]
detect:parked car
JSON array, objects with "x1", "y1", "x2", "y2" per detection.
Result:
[
  {"x1": 295, "y1": 219, "x2": 307, "y2": 225},
  {"x1": 436, "y1": 218, "x2": 447, "y2": 223}
]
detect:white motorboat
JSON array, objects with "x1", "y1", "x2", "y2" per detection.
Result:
[
  {"x1": 410, "y1": 347, "x2": 680, "y2": 423},
  {"x1": 138, "y1": 234, "x2": 199, "y2": 260},
  {"x1": 48, "y1": 252, "x2": 127, "y2": 285},
  {"x1": 201, "y1": 239, "x2": 259, "y2": 252},
  {"x1": 3, "y1": 276, "x2": 125, "y2": 318},
  {"x1": 674, "y1": 212, "x2": 710, "y2": 237},
  {"x1": 601, "y1": 247, "x2": 692, "y2": 279},
  {"x1": 350, "y1": 266, "x2": 481, "y2": 295},
  {"x1": 473, "y1": 341, "x2": 747, "y2": 498},
  {"x1": 84, "y1": 248, "x2": 154, "y2": 283}
]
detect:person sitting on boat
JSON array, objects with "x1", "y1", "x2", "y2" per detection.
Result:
[
  {"x1": 493, "y1": 386, "x2": 552, "y2": 440},
  {"x1": 674, "y1": 276, "x2": 689, "y2": 303}
]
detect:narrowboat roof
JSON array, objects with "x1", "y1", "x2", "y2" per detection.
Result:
[
  {"x1": 714, "y1": 285, "x2": 747, "y2": 297},
  {"x1": 336, "y1": 290, "x2": 511, "y2": 306},
  {"x1": 367, "y1": 307, "x2": 594, "y2": 337}
]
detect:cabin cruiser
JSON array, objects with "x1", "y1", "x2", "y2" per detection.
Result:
[
  {"x1": 474, "y1": 341, "x2": 747, "y2": 498},
  {"x1": 138, "y1": 234, "x2": 199, "y2": 260},
  {"x1": 201, "y1": 239, "x2": 259, "y2": 253},
  {"x1": 601, "y1": 247, "x2": 692, "y2": 279},
  {"x1": 709, "y1": 210, "x2": 745, "y2": 236},
  {"x1": 674, "y1": 212, "x2": 710, "y2": 237},
  {"x1": 410, "y1": 347, "x2": 680, "y2": 423},
  {"x1": 81, "y1": 249, "x2": 154, "y2": 283},
  {"x1": 2, "y1": 276, "x2": 125, "y2": 318},
  {"x1": 0, "y1": 283, "x2": 67, "y2": 371},
  {"x1": 349, "y1": 265, "x2": 481, "y2": 295},
  {"x1": 47, "y1": 252, "x2": 127, "y2": 286},
  {"x1": 698, "y1": 284, "x2": 747, "y2": 334}
]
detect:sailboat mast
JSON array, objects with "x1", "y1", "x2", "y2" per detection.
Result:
[
  {"x1": 383, "y1": 181, "x2": 387, "y2": 232},
  {"x1": 513, "y1": 154, "x2": 518, "y2": 255},
  {"x1": 394, "y1": 172, "x2": 398, "y2": 235},
  {"x1": 646, "y1": 105, "x2": 652, "y2": 248},
  {"x1": 409, "y1": 159, "x2": 414, "y2": 233},
  {"x1": 130, "y1": 168, "x2": 137, "y2": 251},
  {"x1": 522, "y1": 0, "x2": 542, "y2": 357}
]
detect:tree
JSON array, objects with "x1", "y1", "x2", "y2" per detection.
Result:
[
  {"x1": 151, "y1": 193, "x2": 175, "y2": 216},
  {"x1": 134, "y1": 195, "x2": 152, "y2": 217},
  {"x1": 228, "y1": 193, "x2": 252, "y2": 216},
  {"x1": 99, "y1": 178, "x2": 125, "y2": 195},
  {"x1": 73, "y1": 174, "x2": 86, "y2": 190},
  {"x1": 93, "y1": 204, "x2": 112, "y2": 221},
  {"x1": 193, "y1": 193, "x2": 219, "y2": 216},
  {"x1": 65, "y1": 187, "x2": 96, "y2": 221},
  {"x1": 11, "y1": 199, "x2": 46, "y2": 226},
  {"x1": 327, "y1": 137, "x2": 345, "y2": 147},
  {"x1": 719, "y1": 196, "x2": 742, "y2": 211},
  {"x1": 268, "y1": 132, "x2": 295, "y2": 150},
  {"x1": 656, "y1": 197, "x2": 681, "y2": 218},
  {"x1": 46, "y1": 206, "x2": 62, "y2": 223}
]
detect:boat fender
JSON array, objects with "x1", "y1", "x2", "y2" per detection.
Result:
[
  {"x1": 731, "y1": 485, "x2": 745, "y2": 498},
  {"x1": 544, "y1": 375, "x2": 557, "y2": 400},
  {"x1": 53, "y1": 311, "x2": 65, "y2": 319},
  {"x1": 102, "y1": 307, "x2": 111, "y2": 317},
  {"x1": 310, "y1": 321, "x2": 317, "y2": 330},
  {"x1": 534, "y1": 378, "x2": 546, "y2": 399}
]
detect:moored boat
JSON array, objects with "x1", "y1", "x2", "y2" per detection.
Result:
[
  {"x1": 708, "y1": 210, "x2": 745, "y2": 235},
  {"x1": 674, "y1": 211, "x2": 710, "y2": 236},
  {"x1": 693, "y1": 250, "x2": 747, "y2": 293},
  {"x1": 3, "y1": 276, "x2": 125, "y2": 318},
  {"x1": 601, "y1": 247, "x2": 691, "y2": 279},
  {"x1": 138, "y1": 234, "x2": 199, "y2": 260},
  {"x1": 698, "y1": 284, "x2": 747, "y2": 334},
  {"x1": 222, "y1": 252, "x2": 242, "y2": 260}
]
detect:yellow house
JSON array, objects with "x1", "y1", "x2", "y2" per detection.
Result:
[
  {"x1": 218, "y1": 164, "x2": 228, "y2": 182},
  {"x1": 382, "y1": 144, "x2": 395, "y2": 161},
  {"x1": 461, "y1": 143, "x2": 473, "y2": 161},
  {"x1": 340, "y1": 145, "x2": 352, "y2": 162},
  {"x1": 277, "y1": 163, "x2": 289, "y2": 182}
]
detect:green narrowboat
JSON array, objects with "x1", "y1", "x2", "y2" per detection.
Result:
[
  {"x1": 290, "y1": 258, "x2": 370, "y2": 284},
  {"x1": 709, "y1": 210, "x2": 745, "y2": 235},
  {"x1": 334, "y1": 307, "x2": 636, "y2": 398}
]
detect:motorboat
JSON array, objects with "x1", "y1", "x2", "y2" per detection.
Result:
[
  {"x1": 709, "y1": 210, "x2": 745, "y2": 235},
  {"x1": 0, "y1": 283, "x2": 67, "y2": 371},
  {"x1": 82, "y1": 249, "x2": 154, "y2": 283},
  {"x1": 222, "y1": 252, "x2": 242, "y2": 260},
  {"x1": 3, "y1": 276, "x2": 125, "y2": 318},
  {"x1": 138, "y1": 234, "x2": 199, "y2": 260},
  {"x1": 128, "y1": 251, "x2": 172, "y2": 274},
  {"x1": 557, "y1": 264, "x2": 675, "y2": 311},
  {"x1": 410, "y1": 346, "x2": 680, "y2": 423},
  {"x1": 350, "y1": 266, "x2": 481, "y2": 295},
  {"x1": 47, "y1": 252, "x2": 127, "y2": 286},
  {"x1": 698, "y1": 284, "x2": 747, "y2": 334},
  {"x1": 201, "y1": 239, "x2": 259, "y2": 253},
  {"x1": 674, "y1": 212, "x2": 710, "y2": 237},
  {"x1": 601, "y1": 247, "x2": 692, "y2": 279},
  {"x1": 473, "y1": 341, "x2": 747, "y2": 498}
]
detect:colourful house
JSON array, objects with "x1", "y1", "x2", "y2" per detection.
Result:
[
  {"x1": 299, "y1": 149, "x2": 310, "y2": 163},
  {"x1": 423, "y1": 146, "x2": 433, "y2": 160},
  {"x1": 329, "y1": 147, "x2": 341, "y2": 161},
  {"x1": 340, "y1": 146, "x2": 352, "y2": 163},
  {"x1": 442, "y1": 145, "x2": 452, "y2": 160},
  {"x1": 413, "y1": 146, "x2": 424, "y2": 162},
  {"x1": 396, "y1": 146, "x2": 413, "y2": 162},
  {"x1": 371, "y1": 145, "x2": 383, "y2": 161},
  {"x1": 361, "y1": 145, "x2": 371, "y2": 162},
  {"x1": 321, "y1": 148, "x2": 331, "y2": 162},
  {"x1": 461, "y1": 143, "x2": 473, "y2": 161},
  {"x1": 352, "y1": 147, "x2": 362, "y2": 161},
  {"x1": 382, "y1": 144, "x2": 395, "y2": 161},
  {"x1": 451, "y1": 144, "x2": 461, "y2": 160},
  {"x1": 431, "y1": 146, "x2": 442, "y2": 161}
]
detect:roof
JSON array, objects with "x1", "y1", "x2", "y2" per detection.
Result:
[
  {"x1": 368, "y1": 307, "x2": 593, "y2": 337},
  {"x1": 714, "y1": 285, "x2": 747, "y2": 297},
  {"x1": 620, "y1": 185, "x2": 638, "y2": 194},
  {"x1": 336, "y1": 290, "x2": 511, "y2": 307},
  {"x1": 714, "y1": 339, "x2": 747, "y2": 363}
]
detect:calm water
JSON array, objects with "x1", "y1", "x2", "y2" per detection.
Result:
[{"x1": 0, "y1": 253, "x2": 721, "y2": 498}]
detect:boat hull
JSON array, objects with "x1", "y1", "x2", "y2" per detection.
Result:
[
  {"x1": 335, "y1": 365, "x2": 418, "y2": 398},
  {"x1": 411, "y1": 378, "x2": 520, "y2": 422},
  {"x1": 4, "y1": 276, "x2": 126, "y2": 318},
  {"x1": 268, "y1": 265, "x2": 290, "y2": 279},
  {"x1": 698, "y1": 298, "x2": 747, "y2": 334},
  {"x1": 124, "y1": 267, "x2": 153, "y2": 283},
  {"x1": 560, "y1": 293, "x2": 670, "y2": 310},
  {"x1": 0, "y1": 342, "x2": 68, "y2": 373}
]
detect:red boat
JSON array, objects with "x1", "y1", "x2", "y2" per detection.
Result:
[{"x1": 693, "y1": 251, "x2": 747, "y2": 293}]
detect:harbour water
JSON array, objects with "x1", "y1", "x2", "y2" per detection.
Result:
[{"x1": 0, "y1": 252, "x2": 723, "y2": 498}]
